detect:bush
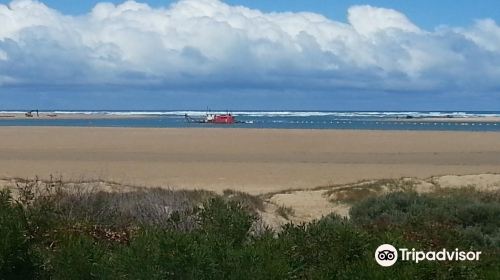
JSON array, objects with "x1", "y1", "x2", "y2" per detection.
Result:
[
  {"x1": 1, "y1": 182, "x2": 499, "y2": 279},
  {"x1": 278, "y1": 215, "x2": 372, "y2": 279},
  {"x1": 350, "y1": 190, "x2": 500, "y2": 248},
  {"x1": 43, "y1": 234, "x2": 110, "y2": 280},
  {"x1": 199, "y1": 197, "x2": 256, "y2": 247},
  {"x1": 0, "y1": 190, "x2": 38, "y2": 279}
]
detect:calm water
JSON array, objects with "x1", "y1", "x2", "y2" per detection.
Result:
[{"x1": 0, "y1": 111, "x2": 499, "y2": 132}]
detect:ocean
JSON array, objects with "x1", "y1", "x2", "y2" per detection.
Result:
[{"x1": 0, "y1": 110, "x2": 499, "y2": 132}]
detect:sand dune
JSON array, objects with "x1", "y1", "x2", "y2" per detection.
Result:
[
  {"x1": 261, "y1": 174, "x2": 500, "y2": 227},
  {"x1": 2, "y1": 173, "x2": 498, "y2": 229}
]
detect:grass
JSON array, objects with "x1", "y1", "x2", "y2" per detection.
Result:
[
  {"x1": 325, "y1": 178, "x2": 418, "y2": 203},
  {"x1": 275, "y1": 205, "x2": 295, "y2": 219},
  {"x1": 222, "y1": 189, "x2": 265, "y2": 213},
  {"x1": 12, "y1": 177, "x2": 217, "y2": 230}
]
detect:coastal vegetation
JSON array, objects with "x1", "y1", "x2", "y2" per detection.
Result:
[{"x1": 0, "y1": 178, "x2": 499, "y2": 279}]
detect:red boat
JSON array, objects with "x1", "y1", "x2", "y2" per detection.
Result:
[
  {"x1": 206, "y1": 113, "x2": 235, "y2": 124},
  {"x1": 184, "y1": 111, "x2": 238, "y2": 124}
]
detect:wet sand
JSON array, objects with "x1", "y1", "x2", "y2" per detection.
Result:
[{"x1": 0, "y1": 127, "x2": 499, "y2": 194}]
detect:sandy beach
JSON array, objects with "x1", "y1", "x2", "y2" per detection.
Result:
[
  {"x1": 0, "y1": 113, "x2": 151, "y2": 119},
  {"x1": 0, "y1": 127, "x2": 499, "y2": 194}
]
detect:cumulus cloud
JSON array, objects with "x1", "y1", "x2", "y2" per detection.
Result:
[
  {"x1": 347, "y1": 5, "x2": 420, "y2": 36},
  {"x1": 0, "y1": 0, "x2": 500, "y2": 95}
]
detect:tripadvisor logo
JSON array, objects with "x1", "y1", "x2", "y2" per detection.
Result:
[
  {"x1": 375, "y1": 244, "x2": 398, "y2": 267},
  {"x1": 374, "y1": 244, "x2": 482, "y2": 267}
]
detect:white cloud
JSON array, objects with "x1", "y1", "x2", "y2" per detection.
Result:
[
  {"x1": 460, "y1": 19, "x2": 500, "y2": 52},
  {"x1": 0, "y1": 0, "x2": 499, "y2": 94},
  {"x1": 347, "y1": 5, "x2": 421, "y2": 36}
]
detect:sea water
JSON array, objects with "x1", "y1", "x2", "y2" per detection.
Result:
[{"x1": 0, "y1": 110, "x2": 499, "y2": 132}]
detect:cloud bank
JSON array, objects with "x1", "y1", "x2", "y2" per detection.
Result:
[{"x1": 1, "y1": 0, "x2": 500, "y2": 97}]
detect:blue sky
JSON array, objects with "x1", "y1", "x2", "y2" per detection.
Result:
[
  {"x1": 1, "y1": 0, "x2": 500, "y2": 110},
  {"x1": 3, "y1": 0, "x2": 499, "y2": 29}
]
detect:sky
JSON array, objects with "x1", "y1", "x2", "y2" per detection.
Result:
[{"x1": 0, "y1": 0, "x2": 500, "y2": 110}]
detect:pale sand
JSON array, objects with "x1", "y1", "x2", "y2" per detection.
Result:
[
  {"x1": 0, "y1": 127, "x2": 499, "y2": 194},
  {"x1": 0, "y1": 113, "x2": 150, "y2": 119},
  {"x1": 269, "y1": 190, "x2": 349, "y2": 223},
  {"x1": 264, "y1": 174, "x2": 500, "y2": 227}
]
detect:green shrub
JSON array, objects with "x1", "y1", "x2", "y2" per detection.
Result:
[
  {"x1": 1, "y1": 180, "x2": 500, "y2": 279},
  {"x1": 44, "y1": 234, "x2": 110, "y2": 280},
  {"x1": 277, "y1": 215, "x2": 372, "y2": 279},
  {"x1": 199, "y1": 197, "x2": 256, "y2": 246},
  {"x1": 350, "y1": 190, "x2": 500, "y2": 248},
  {"x1": 0, "y1": 190, "x2": 38, "y2": 279}
]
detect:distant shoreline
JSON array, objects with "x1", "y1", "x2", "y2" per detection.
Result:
[
  {"x1": 2, "y1": 110, "x2": 500, "y2": 120},
  {"x1": 0, "y1": 113, "x2": 153, "y2": 120},
  {"x1": 1, "y1": 112, "x2": 499, "y2": 132},
  {"x1": 391, "y1": 116, "x2": 500, "y2": 123}
]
